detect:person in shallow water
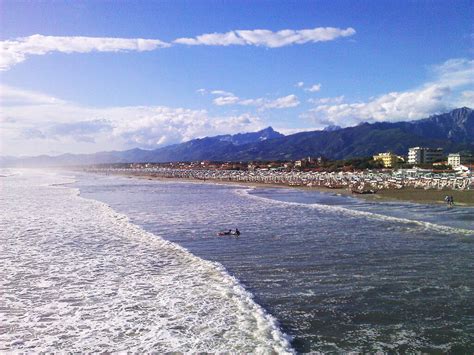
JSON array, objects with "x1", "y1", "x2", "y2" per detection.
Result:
[{"x1": 218, "y1": 229, "x2": 240, "y2": 236}]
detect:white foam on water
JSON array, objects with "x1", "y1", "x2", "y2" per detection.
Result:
[
  {"x1": 0, "y1": 170, "x2": 293, "y2": 353},
  {"x1": 236, "y1": 188, "x2": 474, "y2": 236}
]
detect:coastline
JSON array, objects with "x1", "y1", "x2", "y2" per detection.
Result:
[{"x1": 101, "y1": 171, "x2": 474, "y2": 206}]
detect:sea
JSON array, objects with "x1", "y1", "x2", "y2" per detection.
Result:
[{"x1": 1, "y1": 169, "x2": 473, "y2": 353}]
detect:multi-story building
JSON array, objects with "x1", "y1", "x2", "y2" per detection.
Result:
[
  {"x1": 448, "y1": 152, "x2": 473, "y2": 167},
  {"x1": 373, "y1": 152, "x2": 398, "y2": 168},
  {"x1": 424, "y1": 148, "x2": 444, "y2": 163},
  {"x1": 408, "y1": 147, "x2": 444, "y2": 165},
  {"x1": 408, "y1": 147, "x2": 422, "y2": 165}
]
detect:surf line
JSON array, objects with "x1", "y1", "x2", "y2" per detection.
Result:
[{"x1": 236, "y1": 188, "x2": 474, "y2": 236}]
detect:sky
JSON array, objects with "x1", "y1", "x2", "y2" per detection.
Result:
[{"x1": 0, "y1": 0, "x2": 473, "y2": 156}]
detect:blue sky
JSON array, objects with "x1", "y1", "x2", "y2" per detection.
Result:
[{"x1": 1, "y1": 0, "x2": 473, "y2": 156}]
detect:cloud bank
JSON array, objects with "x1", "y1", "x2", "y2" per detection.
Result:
[
  {"x1": 0, "y1": 85, "x2": 264, "y2": 155},
  {"x1": 174, "y1": 27, "x2": 356, "y2": 47},
  {"x1": 302, "y1": 58, "x2": 474, "y2": 127}
]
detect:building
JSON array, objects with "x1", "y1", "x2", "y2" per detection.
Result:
[
  {"x1": 448, "y1": 152, "x2": 473, "y2": 167},
  {"x1": 373, "y1": 152, "x2": 398, "y2": 168},
  {"x1": 408, "y1": 147, "x2": 444, "y2": 165},
  {"x1": 294, "y1": 160, "x2": 307, "y2": 168},
  {"x1": 432, "y1": 161, "x2": 448, "y2": 168},
  {"x1": 453, "y1": 164, "x2": 473, "y2": 176},
  {"x1": 247, "y1": 162, "x2": 257, "y2": 171},
  {"x1": 295, "y1": 157, "x2": 313, "y2": 168},
  {"x1": 408, "y1": 148, "x2": 422, "y2": 164}
]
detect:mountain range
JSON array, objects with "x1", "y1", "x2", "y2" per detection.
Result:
[{"x1": 2, "y1": 107, "x2": 473, "y2": 167}]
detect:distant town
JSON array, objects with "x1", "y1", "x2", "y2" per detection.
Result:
[{"x1": 84, "y1": 147, "x2": 473, "y2": 193}]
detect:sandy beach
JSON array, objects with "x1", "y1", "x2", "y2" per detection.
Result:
[{"x1": 107, "y1": 171, "x2": 474, "y2": 206}]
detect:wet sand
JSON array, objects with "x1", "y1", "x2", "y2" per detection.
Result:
[{"x1": 375, "y1": 188, "x2": 474, "y2": 205}]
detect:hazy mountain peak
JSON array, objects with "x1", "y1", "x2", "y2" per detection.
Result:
[
  {"x1": 452, "y1": 107, "x2": 472, "y2": 114},
  {"x1": 259, "y1": 126, "x2": 276, "y2": 133},
  {"x1": 323, "y1": 125, "x2": 342, "y2": 132},
  {"x1": 215, "y1": 126, "x2": 284, "y2": 145}
]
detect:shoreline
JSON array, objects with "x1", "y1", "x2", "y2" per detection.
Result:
[{"x1": 100, "y1": 171, "x2": 474, "y2": 206}]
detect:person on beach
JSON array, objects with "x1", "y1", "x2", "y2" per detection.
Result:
[
  {"x1": 445, "y1": 195, "x2": 454, "y2": 207},
  {"x1": 444, "y1": 195, "x2": 450, "y2": 206}
]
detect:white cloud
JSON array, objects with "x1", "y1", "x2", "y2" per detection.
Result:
[
  {"x1": 110, "y1": 108, "x2": 262, "y2": 147},
  {"x1": 308, "y1": 96, "x2": 345, "y2": 105},
  {"x1": 262, "y1": 95, "x2": 300, "y2": 109},
  {"x1": 306, "y1": 85, "x2": 451, "y2": 126},
  {"x1": 1, "y1": 26, "x2": 356, "y2": 70},
  {"x1": 296, "y1": 82, "x2": 322, "y2": 92},
  {"x1": 302, "y1": 58, "x2": 474, "y2": 127},
  {"x1": 305, "y1": 83, "x2": 322, "y2": 92},
  {"x1": 174, "y1": 27, "x2": 356, "y2": 47},
  {"x1": 0, "y1": 34, "x2": 170, "y2": 71},
  {"x1": 431, "y1": 58, "x2": 474, "y2": 87},
  {"x1": 213, "y1": 95, "x2": 240, "y2": 106},
  {"x1": 210, "y1": 90, "x2": 235, "y2": 96},
  {"x1": 210, "y1": 91, "x2": 300, "y2": 110},
  {"x1": 0, "y1": 85, "x2": 264, "y2": 155},
  {"x1": 238, "y1": 98, "x2": 265, "y2": 106},
  {"x1": 457, "y1": 90, "x2": 474, "y2": 107}
]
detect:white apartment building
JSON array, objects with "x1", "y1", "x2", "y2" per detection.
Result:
[
  {"x1": 408, "y1": 147, "x2": 444, "y2": 165},
  {"x1": 448, "y1": 152, "x2": 473, "y2": 167},
  {"x1": 408, "y1": 147, "x2": 422, "y2": 165}
]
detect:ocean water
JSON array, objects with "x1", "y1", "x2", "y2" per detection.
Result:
[
  {"x1": 2, "y1": 170, "x2": 473, "y2": 352},
  {"x1": 0, "y1": 170, "x2": 291, "y2": 353},
  {"x1": 74, "y1": 172, "x2": 474, "y2": 353}
]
